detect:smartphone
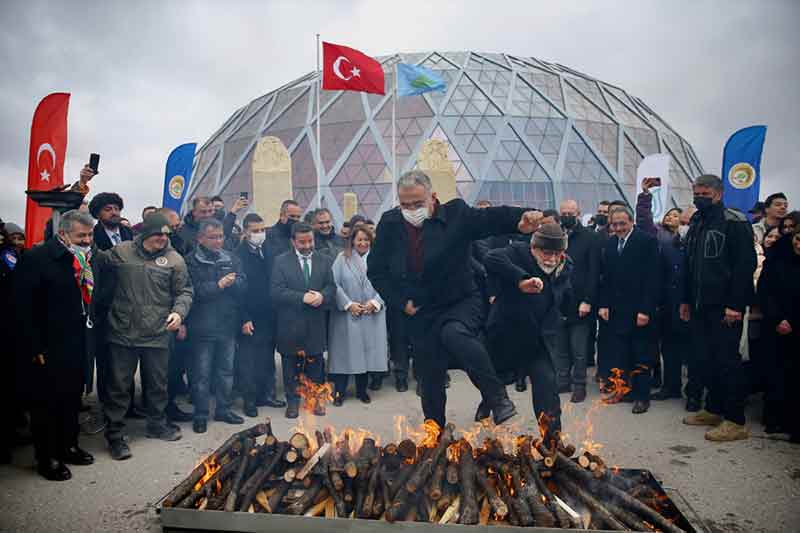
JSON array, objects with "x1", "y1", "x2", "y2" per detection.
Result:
[
  {"x1": 240, "y1": 191, "x2": 249, "y2": 200},
  {"x1": 89, "y1": 153, "x2": 100, "y2": 173}
]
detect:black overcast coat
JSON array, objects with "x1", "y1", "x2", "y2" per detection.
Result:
[
  {"x1": 598, "y1": 228, "x2": 660, "y2": 333},
  {"x1": 367, "y1": 200, "x2": 526, "y2": 313}
]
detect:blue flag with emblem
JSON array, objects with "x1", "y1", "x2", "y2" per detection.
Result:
[
  {"x1": 721, "y1": 126, "x2": 767, "y2": 217},
  {"x1": 162, "y1": 143, "x2": 197, "y2": 212},
  {"x1": 396, "y1": 63, "x2": 447, "y2": 96}
]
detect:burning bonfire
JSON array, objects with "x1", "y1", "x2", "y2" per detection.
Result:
[{"x1": 160, "y1": 368, "x2": 689, "y2": 531}]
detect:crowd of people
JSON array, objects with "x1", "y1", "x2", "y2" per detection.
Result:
[{"x1": 1, "y1": 166, "x2": 797, "y2": 482}]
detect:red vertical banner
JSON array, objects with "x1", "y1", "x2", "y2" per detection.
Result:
[{"x1": 25, "y1": 92, "x2": 70, "y2": 246}]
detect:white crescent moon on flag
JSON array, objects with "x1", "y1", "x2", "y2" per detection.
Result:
[
  {"x1": 332, "y1": 56, "x2": 352, "y2": 81},
  {"x1": 36, "y1": 143, "x2": 57, "y2": 169}
]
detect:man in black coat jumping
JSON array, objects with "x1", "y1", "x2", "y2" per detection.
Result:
[
  {"x1": 368, "y1": 170, "x2": 542, "y2": 428},
  {"x1": 485, "y1": 223, "x2": 573, "y2": 442},
  {"x1": 598, "y1": 205, "x2": 660, "y2": 414}
]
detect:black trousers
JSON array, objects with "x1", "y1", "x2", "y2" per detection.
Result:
[
  {"x1": 659, "y1": 310, "x2": 690, "y2": 394},
  {"x1": 690, "y1": 306, "x2": 746, "y2": 425},
  {"x1": 330, "y1": 373, "x2": 368, "y2": 398},
  {"x1": 168, "y1": 334, "x2": 190, "y2": 404},
  {"x1": 388, "y1": 306, "x2": 412, "y2": 379},
  {"x1": 237, "y1": 318, "x2": 277, "y2": 405},
  {"x1": 409, "y1": 295, "x2": 506, "y2": 427},
  {"x1": 763, "y1": 328, "x2": 798, "y2": 435},
  {"x1": 280, "y1": 352, "x2": 325, "y2": 407},
  {"x1": 29, "y1": 364, "x2": 83, "y2": 462},
  {"x1": 605, "y1": 325, "x2": 653, "y2": 402}
]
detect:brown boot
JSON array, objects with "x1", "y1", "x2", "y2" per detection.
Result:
[
  {"x1": 682, "y1": 410, "x2": 723, "y2": 427},
  {"x1": 705, "y1": 421, "x2": 749, "y2": 442}
]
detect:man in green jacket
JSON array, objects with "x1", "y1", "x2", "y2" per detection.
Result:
[{"x1": 98, "y1": 214, "x2": 193, "y2": 460}]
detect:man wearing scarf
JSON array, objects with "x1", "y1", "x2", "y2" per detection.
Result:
[{"x1": 14, "y1": 210, "x2": 97, "y2": 481}]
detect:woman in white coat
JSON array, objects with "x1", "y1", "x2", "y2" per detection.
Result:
[{"x1": 328, "y1": 226, "x2": 388, "y2": 405}]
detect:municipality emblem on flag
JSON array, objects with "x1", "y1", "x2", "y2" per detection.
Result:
[
  {"x1": 727, "y1": 162, "x2": 756, "y2": 190},
  {"x1": 168, "y1": 175, "x2": 185, "y2": 199},
  {"x1": 397, "y1": 63, "x2": 447, "y2": 97}
]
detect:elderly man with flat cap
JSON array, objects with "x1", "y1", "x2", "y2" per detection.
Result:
[{"x1": 485, "y1": 223, "x2": 572, "y2": 443}]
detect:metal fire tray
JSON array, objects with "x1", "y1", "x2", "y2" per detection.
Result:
[{"x1": 158, "y1": 468, "x2": 704, "y2": 533}]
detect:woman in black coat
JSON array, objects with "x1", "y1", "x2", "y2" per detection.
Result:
[{"x1": 757, "y1": 229, "x2": 800, "y2": 443}]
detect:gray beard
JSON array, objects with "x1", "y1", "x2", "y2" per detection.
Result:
[{"x1": 536, "y1": 258, "x2": 557, "y2": 275}]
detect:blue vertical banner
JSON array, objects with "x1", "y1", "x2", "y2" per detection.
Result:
[
  {"x1": 163, "y1": 143, "x2": 197, "y2": 212},
  {"x1": 722, "y1": 126, "x2": 767, "y2": 215}
]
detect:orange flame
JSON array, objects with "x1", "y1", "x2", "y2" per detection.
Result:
[
  {"x1": 296, "y1": 371, "x2": 334, "y2": 413},
  {"x1": 602, "y1": 368, "x2": 632, "y2": 404},
  {"x1": 447, "y1": 442, "x2": 461, "y2": 462},
  {"x1": 194, "y1": 457, "x2": 220, "y2": 491}
]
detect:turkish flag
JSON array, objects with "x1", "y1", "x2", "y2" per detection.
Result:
[
  {"x1": 25, "y1": 93, "x2": 70, "y2": 246},
  {"x1": 322, "y1": 42, "x2": 385, "y2": 95}
]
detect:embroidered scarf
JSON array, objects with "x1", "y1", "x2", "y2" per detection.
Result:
[{"x1": 70, "y1": 247, "x2": 94, "y2": 304}]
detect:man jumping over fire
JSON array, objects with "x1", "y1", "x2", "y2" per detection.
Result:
[{"x1": 368, "y1": 170, "x2": 542, "y2": 428}]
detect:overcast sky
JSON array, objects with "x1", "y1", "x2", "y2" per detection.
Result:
[{"x1": 1, "y1": 0, "x2": 798, "y2": 227}]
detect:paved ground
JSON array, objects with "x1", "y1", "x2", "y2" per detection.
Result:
[{"x1": 1, "y1": 367, "x2": 798, "y2": 532}]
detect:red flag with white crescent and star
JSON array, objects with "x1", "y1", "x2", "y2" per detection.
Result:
[
  {"x1": 25, "y1": 92, "x2": 70, "y2": 247},
  {"x1": 322, "y1": 42, "x2": 385, "y2": 95}
]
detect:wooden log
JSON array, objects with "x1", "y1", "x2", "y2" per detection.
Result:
[
  {"x1": 446, "y1": 461, "x2": 460, "y2": 485},
  {"x1": 406, "y1": 424, "x2": 454, "y2": 493},
  {"x1": 439, "y1": 496, "x2": 460, "y2": 524},
  {"x1": 479, "y1": 496, "x2": 491, "y2": 525},
  {"x1": 518, "y1": 437, "x2": 556, "y2": 527},
  {"x1": 238, "y1": 442, "x2": 287, "y2": 512},
  {"x1": 286, "y1": 477, "x2": 324, "y2": 515},
  {"x1": 325, "y1": 497, "x2": 335, "y2": 518},
  {"x1": 283, "y1": 468, "x2": 297, "y2": 483},
  {"x1": 493, "y1": 466, "x2": 520, "y2": 526},
  {"x1": 551, "y1": 449, "x2": 684, "y2": 533},
  {"x1": 320, "y1": 466, "x2": 347, "y2": 518},
  {"x1": 162, "y1": 422, "x2": 270, "y2": 508},
  {"x1": 506, "y1": 464, "x2": 534, "y2": 526},
  {"x1": 303, "y1": 495, "x2": 330, "y2": 517},
  {"x1": 354, "y1": 438, "x2": 379, "y2": 518},
  {"x1": 457, "y1": 440, "x2": 480, "y2": 525},
  {"x1": 475, "y1": 464, "x2": 508, "y2": 520},
  {"x1": 266, "y1": 479, "x2": 292, "y2": 513},
  {"x1": 553, "y1": 473, "x2": 627, "y2": 530},
  {"x1": 296, "y1": 443, "x2": 330, "y2": 480},
  {"x1": 223, "y1": 438, "x2": 255, "y2": 512},
  {"x1": 361, "y1": 453, "x2": 382, "y2": 518},
  {"x1": 284, "y1": 447, "x2": 299, "y2": 464},
  {"x1": 397, "y1": 439, "x2": 417, "y2": 462},
  {"x1": 429, "y1": 461, "x2": 446, "y2": 501},
  {"x1": 289, "y1": 432, "x2": 310, "y2": 452},
  {"x1": 179, "y1": 456, "x2": 242, "y2": 509}
]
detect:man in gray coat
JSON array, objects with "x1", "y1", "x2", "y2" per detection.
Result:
[{"x1": 97, "y1": 214, "x2": 193, "y2": 460}]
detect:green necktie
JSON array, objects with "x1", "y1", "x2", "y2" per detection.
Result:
[{"x1": 303, "y1": 256, "x2": 311, "y2": 287}]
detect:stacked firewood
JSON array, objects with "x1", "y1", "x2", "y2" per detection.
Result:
[{"x1": 160, "y1": 420, "x2": 685, "y2": 532}]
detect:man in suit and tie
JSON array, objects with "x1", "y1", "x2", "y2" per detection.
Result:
[
  {"x1": 598, "y1": 206, "x2": 660, "y2": 414},
  {"x1": 88, "y1": 192, "x2": 134, "y2": 251},
  {"x1": 270, "y1": 222, "x2": 336, "y2": 419}
]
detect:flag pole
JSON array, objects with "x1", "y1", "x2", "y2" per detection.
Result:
[
  {"x1": 316, "y1": 33, "x2": 322, "y2": 209},
  {"x1": 392, "y1": 62, "x2": 398, "y2": 207}
]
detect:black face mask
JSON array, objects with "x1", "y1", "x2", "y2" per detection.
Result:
[
  {"x1": 561, "y1": 215, "x2": 577, "y2": 229},
  {"x1": 693, "y1": 196, "x2": 713, "y2": 212},
  {"x1": 594, "y1": 214, "x2": 608, "y2": 226}
]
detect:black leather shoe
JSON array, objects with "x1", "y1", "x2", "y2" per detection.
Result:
[
  {"x1": 515, "y1": 376, "x2": 527, "y2": 392},
  {"x1": 62, "y1": 446, "x2": 94, "y2": 466},
  {"x1": 37, "y1": 458, "x2": 72, "y2": 481},
  {"x1": 146, "y1": 425, "x2": 182, "y2": 442},
  {"x1": 632, "y1": 400, "x2": 650, "y2": 414},
  {"x1": 396, "y1": 377, "x2": 408, "y2": 392},
  {"x1": 109, "y1": 439, "x2": 132, "y2": 460},
  {"x1": 333, "y1": 392, "x2": 344, "y2": 407},
  {"x1": 357, "y1": 392, "x2": 371, "y2": 404},
  {"x1": 125, "y1": 406, "x2": 147, "y2": 419},
  {"x1": 285, "y1": 405, "x2": 299, "y2": 419},
  {"x1": 474, "y1": 401, "x2": 491, "y2": 422},
  {"x1": 651, "y1": 389, "x2": 681, "y2": 401},
  {"x1": 764, "y1": 424, "x2": 787, "y2": 434},
  {"x1": 262, "y1": 398, "x2": 287, "y2": 408},
  {"x1": 368, "y1": 375, "x2": 383, "y2": 391},
  {"x1": 166, "y1": 403, "x2": 193, "y2": 422},
  {"x1": 193, "y1": 419, "x2": 207, "y2": 434},
  {"x1": 685, "y1": 398, "x2": 702, "y2": 412},
  {"x1": 570, "y1": 388, "x2": 587, "y2": 403},
  {"x1": 243, "y1": 403, "x2": 258, "y2": 418},
  {"x1": 214, "y1": 412, "x2": 245, "y2": 425},
  {"x1": 493, "y1": 399, "x2": 518, "y2": 425}
]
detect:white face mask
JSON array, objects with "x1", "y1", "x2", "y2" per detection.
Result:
[
  {"x1": 71, "y1": 244, "x2": 91, "y2": 256},
  {"x1": 249, "y1": 232, "x2": 266, "y2": 246},
  {"x1": 402, "y1": 207, "x2": 428, "y2": 227}
]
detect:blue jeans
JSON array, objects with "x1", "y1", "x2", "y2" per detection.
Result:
[
  {"x1": 281, "y1": 352, "x2": 325, "y2": 407},
  {"x1": 189, "y1": 337, "x2": 236, "y2": 421}
]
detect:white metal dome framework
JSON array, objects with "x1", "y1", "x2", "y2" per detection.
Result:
[{"x1": 185, "y1": 51, "x2": 704, "y2": 223}]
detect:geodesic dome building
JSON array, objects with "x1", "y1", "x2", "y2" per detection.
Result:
[{"x1": 185, "y1": 51, "x2": 704, "y2": 223}]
